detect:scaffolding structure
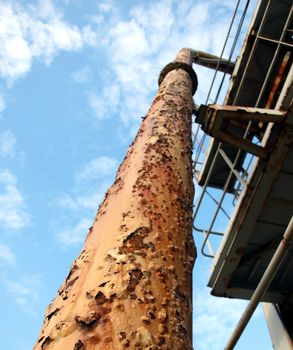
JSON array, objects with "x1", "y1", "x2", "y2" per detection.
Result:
[{"x1": 192, "y1": 0, "x2": 293, "y2": 348}]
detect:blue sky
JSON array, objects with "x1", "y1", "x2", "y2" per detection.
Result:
[{"x1": 0, "y1": 0, "x2": 273, "y2": 349}]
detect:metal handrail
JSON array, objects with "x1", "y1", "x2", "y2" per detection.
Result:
[{"x1": 192, "y1": 0, "x2": 255, "y2": 258}]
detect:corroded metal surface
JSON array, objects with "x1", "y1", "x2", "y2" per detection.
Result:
[
  {"x1": 208, "y1": 50, "x2": 293, "y2": 303},
  {"x1": 190, "y1": 49, "x2": 235, "y2": 74},
  {"x1": 158, "y1": 61, "x2": 198, "y2": 95},
  {"x1": 196, "y1": 104, "x2": 286, "y2": 158},
  {"x1": 34, "y1": 48, "x2": 196, "y2": 350}
]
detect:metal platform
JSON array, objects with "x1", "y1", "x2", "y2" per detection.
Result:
[
  {"x1": 206, "y1": 0, "x2": 293, "y2": 303},
  {"x1": 197, "y1": 0, "x2": 293, "y2": 194},
  {"x1": 193, "y1": 0, "x2": 293, "y2": 303},
  {"x1": 208, "y1": 99, "x2": 293, "y2": 303},
  {"x1": 192, "y1": 1, "x2": 293, "y2": 348}
]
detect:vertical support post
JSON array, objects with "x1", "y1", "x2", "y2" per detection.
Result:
[
  {"x1": 34, "y1": 48, "x2": 197, "y2": 350},
  {"x1": 263, "y1": 303, "x2": 293, "y2": 350}
]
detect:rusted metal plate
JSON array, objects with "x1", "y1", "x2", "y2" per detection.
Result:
[
  {"x1": 196, "y1": 104, "x2": 287, "y2": 191},
  {"x1": 197, "y1": 104, "x2": 286, "y2": 158}
]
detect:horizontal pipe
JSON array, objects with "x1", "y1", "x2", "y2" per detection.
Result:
[{"x1": 190, "y1": 49, "x2": 235, "y2": 74}]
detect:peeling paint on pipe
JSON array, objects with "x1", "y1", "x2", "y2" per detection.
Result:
[{"x1": 34, "y1": 48, "x2": 197, "y2": 350}]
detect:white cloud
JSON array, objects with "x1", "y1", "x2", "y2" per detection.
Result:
[
  {"x1": 82, "y1": 25, "x2": 98, "y2": 46},
  {"x1": 89, "y1": 0, "x2": 237, "y2": 130},
  {"x1": 86, "y1": 0, "x2": 256, "y2": 133},
  {"x1": 88, "y1": 84, "x2": 121, "y2": 121},
  {"x1": 76, "y1": 192, "x2": 104, "y2": 210},
  {"x1": 0, "y1": 130, "x2": 16, "y2": 158},
  {"x1": 99, "y1": 2, "x2": 113, "y2": 13},
  {"x1": 108, "y1": 20, "x2": 149, "y2": 62},
  {"x1": 75, "y1": 156, "x2": 118, "y2": 182},
  {"x1": 194, "y1": 287, "x2": 248, "y2": 350},
  {"x1": 0, "y1": 169, "x2": 30, "y2": 230},
  {"x1": 57, "y1": 217, "x2": 92, "y2": 246},
  {"x1": 55, "y1": 188, "x2": 109, "y2": 246},
  {"x1": 36, "y1": 0, "x2": 59, "y2": 19},
  {"x1": 0, "y1": 1, "x2": 96, "y2": 84},
  {"x1": 0, "y1": 130, "x2": 25, "y2": 165},
  {"x1": 0, "y1": 94, "x2": 5, "y2": 113},
  {"x1": 130, "y1": 0, "x2": 174, "y2": 53},
  {"x1": 58, "y1": 189, "x2": 106, "y2": 212},
  {"x1": 4, "y1": 274, "x2": 41, "y2": 315},
  {"x1": 0, "y1": 243, "x2": 16, "y2": 267},
  {"x1": 44, "y1": 21, "x2": 83, "y2": 51},
  {"x1": 55, "y1": 0, "x2": 255, "y2": 253}
]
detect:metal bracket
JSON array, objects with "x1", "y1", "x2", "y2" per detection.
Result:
[{"x1": 195, "y1": 104, "x2": 287, "y2": 158}]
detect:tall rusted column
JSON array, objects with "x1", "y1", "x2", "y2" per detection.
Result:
[{"x1": 34, "y1": 48, "x2": 197, "y2": 350}]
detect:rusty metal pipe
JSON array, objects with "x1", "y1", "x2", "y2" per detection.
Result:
[
  {"x1": 225, "y1": 216, "x2": 293, "y2": 350},
  {"x1": 190, "y1": 49, "x2": 235, "y2": 74},
  {"x1": 33, "y1": 48, "x2": 197, "y2": 350}
]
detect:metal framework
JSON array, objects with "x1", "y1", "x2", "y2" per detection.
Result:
[
  {"x1": 192, "y1": 0, "x2": 293, "y2": 348},
  {"x1": 193, "y1": 0, "x2": 293, "y2": 261}
]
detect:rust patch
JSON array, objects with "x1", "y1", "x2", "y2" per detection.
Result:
[
  {"x1": 46, "y1": 308, "x2": 60, "y2": 322},
  {"x1": 157, "y1": 336, "x2": 166, "y2": 345},
  {"x1": 65, "y1": 264, "x2": 79, "y2": 280},
  {"x1": 75, "y1": 311, "x2": 100, "y2": 328},
  {"x1": 158, "y1": 310, "x2": 168, "y2": 323},
  {"x1": 127, "y1": 269, "x2": 143, "y2": 293},
  {"x1": 75, "y1": 307, "x2": 112, "y2": 330},
  {"x1": 73, "y1": 340, "x2": 84, "y2": 349},
  {"x1": 104, "y1": 336, "x2": 113, "y2": 343},
  {"x1": 95, "y1": 291, "x2": 107, "y2": 305},
  {"x1": 178, "y1": 324, "x2": 187, "y2": 335},
  {"x1": 59, "y1": 275, "x2": 79, "y2": 300},
  {"x1": 86, "y1": 335, "x2": 101, "y2": 346},
  {"x1": 41, "y1": 336, "x2": 52, "y2": 349},
  {"x1": 174, "y1": 287, "x2": 188, "y2": 304},
  {"x1": 37, "y1": 336, "x2": 44, "y2": 344},
  {"x1": 121, "y1": 227, "x2": 150, "y2": 254},
  {"x1": 115, "y1": 303, "x2": 125, "y2": 312},
  {"x1": 66, "y1": 276, "x2": 79, "y2": 289}
]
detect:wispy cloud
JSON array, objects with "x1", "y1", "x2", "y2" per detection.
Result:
[
  {"x1": 0, "y1": 0, "x2": 96, "y2": 86},
  {"x1": 4, "y1": 274, "x2": 42, "y2": 315},
  {"x1": 0, "y1": 169, "x2": 30, "y2": 230},
  {"x1": 86, "y1": 0, "x2": 239, "y2": 132},
  {"x1": 0, "y1": 243, "x2": 16, "y2": 267},
  {"x1": 71, "y1": 65, "x2": 92, "y2": 84},
  {"x1": 99, "y1": 2, "x2": 114, "y2": 13},
  {"x1": 56, "y1": 185, "x2": 108, "y2": 246},
  {"x1": 75, "y1": 156, "x2": 118, "y2": 183},
  {"x1": 0, "y1": 94, "x2": 6, "y2": 113},
  {"x1": 194, "y1": 287, "x2": 248, "y2": 350},
  {"x1": 88, "y1": 85, "x2": 121, "y2": 121},
  {"x1": 0, "y1": 130, "x2": 16, "y2": 158},
  {"x1": 58, "y1": 188, "x2": 106, "y2": 212},
  {"x1": 0, "y1": 130, "x2": 26, "y2": 166},
  {"x1": 55, "y1": 156, "x2": 118, "y2": 246},
  {"x1": 57, "y1": 217, "x2": 92, "y2": 246}
]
